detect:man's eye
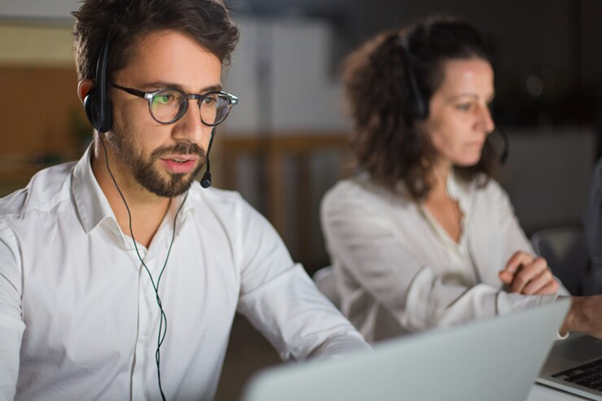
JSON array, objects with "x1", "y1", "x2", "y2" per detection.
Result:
[
  {"x1": 203, "y1": 96, "x2": 217, "y2": 106},
  {"x1": 456, "y1": 103, "x2": 471, "y2": 111},
  {"x1": 154, "y1": 92, "x2": 176, "y2": 105}
]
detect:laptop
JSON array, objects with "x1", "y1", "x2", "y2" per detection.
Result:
[
  {"x1": 244, "y1": 299, "x2": 570, "y2": 400},
  {"x1": 537, "y1": 333, "x2": 602, "y2": 400}
]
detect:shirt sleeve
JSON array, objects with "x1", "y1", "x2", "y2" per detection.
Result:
[
  {"x1": 0, "y1": 220, "x2": 26, "y2": 400},
  {"x1": 321, "y1": 184, "x2": 561, "y2": 334},
  {"x1": 234, "y1": 200, "x2": 370, "y2": 361},
  {"x1": 489, "y1": 181, "x2": 570, "y2": 296}
]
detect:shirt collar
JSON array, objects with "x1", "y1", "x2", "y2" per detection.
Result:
[
  {"x1": 446, "y1": 168, "x2": 474, "y2": 217},
  {"x1": 72, "y1": 146, "x2": 116, "y2": 235},
  {"x1": 72, "y1": 145, "x2": 197, "y2": 236}
]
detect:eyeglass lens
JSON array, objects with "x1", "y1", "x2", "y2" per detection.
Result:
[{"x1": 150, "y1": 90, "x2": 232, "y2": 125}]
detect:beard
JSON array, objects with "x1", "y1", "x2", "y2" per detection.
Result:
[{"x1": 106, "y1": 129, "x2": 206, "y2": 198}]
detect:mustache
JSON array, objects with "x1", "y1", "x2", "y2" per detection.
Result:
[{"x1": 150, "y1": 142, "x2": 205, "y2": 161}]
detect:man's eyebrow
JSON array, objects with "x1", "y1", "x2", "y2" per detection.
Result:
[
  {"x1": 141, "y1": 81, "x2": 223, "y2": 93},
  {"x1": 199, "y1": 84, "x2": 223, "y2": 92}
]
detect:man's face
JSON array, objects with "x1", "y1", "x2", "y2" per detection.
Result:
[{"x1": 107, "y1": 29, "x2": 222, "y2": 197}]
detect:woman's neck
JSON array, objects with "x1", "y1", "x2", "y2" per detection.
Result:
[
  {"x1": 423, "y1": 161, "x2": 463, "y2": 243},
  {"x1": 428, "y1": 160, "x2": 453, "y2": 201}
]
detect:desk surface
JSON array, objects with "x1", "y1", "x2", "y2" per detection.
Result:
[{"x1": 529, "y1": 383, "x2": 589, "y2": 401}]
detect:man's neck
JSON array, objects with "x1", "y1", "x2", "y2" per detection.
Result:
[{"x1": 91, "y1": 139, "x2": 171, "y2": 248}]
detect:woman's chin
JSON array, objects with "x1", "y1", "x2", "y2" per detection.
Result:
[
  {"x1": 455, "y1": 152, "x2": 483, "y2": 168},
  {"x1": 454, "y1": 156, "x2": 482, "y2": 168}
]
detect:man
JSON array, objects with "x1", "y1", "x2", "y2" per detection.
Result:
[{"x1": 0, "y1": 0, "x2": 368, "y2": 400}]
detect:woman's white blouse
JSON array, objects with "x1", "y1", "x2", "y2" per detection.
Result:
[{"x1": 321, "y1": 172, "x2": 568, "y2": 343}]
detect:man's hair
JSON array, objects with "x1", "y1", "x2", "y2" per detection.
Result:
[
  {"x1": 72, "y1": 0, "x2": 240, "y2": 82},
  {"x1": 343, "y1": 16, "x2": 498, "y2": 200}
]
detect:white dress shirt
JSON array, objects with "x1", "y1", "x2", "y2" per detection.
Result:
[
  {"x1": 0, "y1": 147, "x2": 369, "y2": 401},
  {"x1": 321, "y1": 172, "x2": 569, "y2": 343}
]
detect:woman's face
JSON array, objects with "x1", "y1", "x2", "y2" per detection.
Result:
[{"x1": 421, "y1": 57, "x2": 495, "y2": 168}]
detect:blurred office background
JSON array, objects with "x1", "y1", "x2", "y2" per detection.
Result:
[{"x1": 1, "y1": 0, "x2": 601, "y2": 399}]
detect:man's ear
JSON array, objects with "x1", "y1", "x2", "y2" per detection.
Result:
[{"x1": 77, "y1": 79, "x2": 95, "y2": 104}]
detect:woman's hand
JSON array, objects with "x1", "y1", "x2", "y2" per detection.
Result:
[{"x1": 498, "y1": 251, "x2": 559, "y2": 295}]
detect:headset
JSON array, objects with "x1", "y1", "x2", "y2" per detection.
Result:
[
  {"x1": 399, "y1": 37, "x2": 509, "y2": 163},
  {"x1": 84, "y1": 38, "x2": 113, "y2": 133},
  {"x1": 400, "y1": 40, "x2": 428, "y2": 121}
]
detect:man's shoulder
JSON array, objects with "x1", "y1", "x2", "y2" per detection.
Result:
[
  {"x1": 187, "y1": 183, "x2": 273, "y2": 236},
  {"x1": 190, "y1": 184, "x2": 246, "y2": 209},
  {"x1": 188, "y1": 183, "x2": 258, "y2": 219},
  {"x1": 0, "y1": 161, "x2": 76, "y2": 219},
  {"x1": 194, "y1": 184, "x2": 243, "y2": 202}
]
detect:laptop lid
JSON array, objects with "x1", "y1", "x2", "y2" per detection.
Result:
[{"x1": 244, "y1": 299, "x2": 570, "y2": 401}]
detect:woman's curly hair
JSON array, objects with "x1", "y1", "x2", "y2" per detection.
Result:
[{"x1": 343, "y1": 16, "x2": 500, "y2": 200}]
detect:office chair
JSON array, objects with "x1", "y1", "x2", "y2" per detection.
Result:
[{"x1": 531, "y1": 226, "x2": 588, "y2": 296}]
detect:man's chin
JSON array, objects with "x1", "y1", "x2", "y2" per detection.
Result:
[
  {"x1": 137, "y1": 170, "x2": 197, "y2": 198},
  {"x1": 149, "y1": 182, "x2": 195, "y2": 198}
]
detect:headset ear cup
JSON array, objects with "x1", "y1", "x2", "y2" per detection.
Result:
[
  {"x1": 84, "y1": 88, "x2": 112, "y2": 133},
  {"x1": 84, "y1": 89, "x2": 98, "y2": 128},
  {"x1": 98, "y1": 98, "x2": 112, "y2": 133},
  {"x1": 407, "y1": 97, "x2": 426, "y2": 121},
  {"x1": 85, "y1": 38, "x2": 113, "y2": 133},
  {"x1": 413, "y1": 95, "x2": 428, "y2": 120}
]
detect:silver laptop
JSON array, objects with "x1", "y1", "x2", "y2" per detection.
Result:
[
  {"x1": 244, "y1": 299, "x2": 570, "y2": 401},
  {"x1": 537, "y1": 333, "x2": 602, "y2": 400}
]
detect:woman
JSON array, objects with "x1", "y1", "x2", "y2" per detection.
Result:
[{"x1": 320, "y1": 16, "x2": 569, "y2": 343}]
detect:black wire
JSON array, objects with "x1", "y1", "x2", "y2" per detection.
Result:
[
  {"x1": 205, "y1": 127, "x2": 216, "y2": 174},
  {"x1": 99, "y1": 134, "x2": 187, "y2": 401}
]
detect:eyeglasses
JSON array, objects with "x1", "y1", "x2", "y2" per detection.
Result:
[{"x1": 109, "y1": 82, "x2": 239, "y2": 126}]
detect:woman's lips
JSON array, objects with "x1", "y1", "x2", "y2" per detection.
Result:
[{"x1": 466, "y1": 141, "x2": 484, "y2": 148}]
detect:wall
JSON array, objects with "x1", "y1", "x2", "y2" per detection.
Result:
[
  {"x1": 0, "y1": 22, "x2": 88, "y2": 196},
  {"x1": 0, "y1": 0, "x2": 79, "y2": 20},
  {"x1": 501, "y1": 128, "x2": 596, "y2": 234},
  {"x1": 223, "y1": 17, "x2": 350, "y2": 133}
]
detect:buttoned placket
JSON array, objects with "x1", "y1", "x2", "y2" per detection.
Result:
[
  {"x1": 94, "y1": 192, "x2": 190, "y2": 400},
  {"x1": 129, "y1": 217, "x2": 173, "y2": 401}
]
